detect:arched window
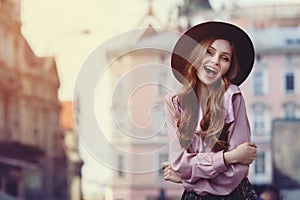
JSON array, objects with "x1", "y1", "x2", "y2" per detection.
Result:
[
  {"x1": 282, "y1": 101, "x2": 300, "y2": 119},
  {"x1": 252, "y1": 70, "x2": 268, "y2": 96},
  {"x1": 250, "y1": 103, "x2": 270, "y2": 135},
  {"x1": 254, "y1": 152, "x2": 265, "y2": 174}
]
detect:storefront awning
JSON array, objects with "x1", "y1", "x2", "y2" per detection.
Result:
[{"x1": 0, "y1": 142, "x2": 44, "y2": 164}]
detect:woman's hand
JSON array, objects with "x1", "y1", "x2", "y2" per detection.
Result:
[
  {"x1": 224, "y1": 142, "x2": 257, "y2": 165},
  {"x1": 162, "y1": 162, "x2": 182, "y2": 183},
  {"x1": 235, "y1": 142, "x2": 257, "y2": 164}
]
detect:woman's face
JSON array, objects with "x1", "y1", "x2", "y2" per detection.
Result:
[{"x1": 197, "y1": 39, "x2": 232, "y2": 85}]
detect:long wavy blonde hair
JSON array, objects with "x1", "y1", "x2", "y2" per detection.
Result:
[{"x1": 174, "y1": 37, "x2": 239, "y2": 151}]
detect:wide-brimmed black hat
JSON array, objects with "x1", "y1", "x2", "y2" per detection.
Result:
[{"x1": 171, "y1": 21, "x2": 255, "y2": 85}]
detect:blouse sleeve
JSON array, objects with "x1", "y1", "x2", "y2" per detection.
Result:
[{"x1": 165, "y1": 93, "x2": 252, "y2": 195}]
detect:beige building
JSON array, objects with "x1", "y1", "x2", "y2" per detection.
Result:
[{"x1": 0, "y1": 1, "x2": 67, "y2": 199}]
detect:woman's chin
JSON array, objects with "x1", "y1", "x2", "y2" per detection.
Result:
[{"x1": 199, "y1": 76, "x2": 222, "y2": 87}]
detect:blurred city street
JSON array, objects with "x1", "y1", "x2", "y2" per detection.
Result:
[{"x1": 0, "y1": 0, "x2": 300, "y2": 199}]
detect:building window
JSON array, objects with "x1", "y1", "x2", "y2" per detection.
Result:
[
  {"x1": 156, "y1": 66, "x2": 174, "y2": 97},
  {"x1": 6, "y1": 174, "x2": 19, "y2": 197},
  {"x1": 253, "y1": 116, "x2": 265, "y2": 133},
  {"x1": 251, "y1": 103, "x2": 269, "y2": 134},
  {"x1": 158, "y1": 153, "x2": 168, "y2": 176},
  {"x1": 117, "y1": 154, "x2": 124, "y2": 177},
  {"x1": 113, "y1": 105, "x2": 128, "y2": 133},
  {"x1": 285, "y1": 72, "x2": 295, "y2": 94},
  {"x1": 282, "y1": 101, "x2": 299, "y2": 119},
  {"x1": 254, "y1": 152, "x2": 265, "y2": 174},
  {"x1": 152, "y1": 105, "x2": 167, "y2": 136},
  {"x1": 33, "y1": 128, "x2": 39, "y2": 145},
  {"x1": 252, "y1": 71, "x2": 267, "y2": 96},
  {"x1": 156, "y1": 70, "x2": 169, "y2": 96}
]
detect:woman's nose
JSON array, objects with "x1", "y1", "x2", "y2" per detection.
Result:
[{"x1": 211, "y1": 55, "x2": 219, "y2": 65}]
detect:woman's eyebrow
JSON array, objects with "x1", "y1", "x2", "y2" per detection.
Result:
[{"x1": 209, "y1": 46, "x2": 232, "y2": 56}]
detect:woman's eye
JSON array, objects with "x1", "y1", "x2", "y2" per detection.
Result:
[
  {"x1": 207, "y1": 50, "x2": 213, "y2": 56},
  {"x1": 221, "y1": 56, "x2": 230, "y2": 62}
]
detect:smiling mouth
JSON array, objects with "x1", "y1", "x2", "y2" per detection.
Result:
[{"x1": 204, "y1": 66, "x2": 218, "y2": 75}]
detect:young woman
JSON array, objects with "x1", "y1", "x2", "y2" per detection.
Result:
[{"x1": 162, "y1": 22, "x2": 258, "y2": 199}]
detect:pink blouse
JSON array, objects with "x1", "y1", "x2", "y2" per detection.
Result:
[{"x1": 164, "y1": 84, "x2": 251, "y2": 195}]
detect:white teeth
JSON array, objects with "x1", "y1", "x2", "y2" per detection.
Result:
[{"x1": 204, "y1": 66, "x2": 218, "y2": 74}]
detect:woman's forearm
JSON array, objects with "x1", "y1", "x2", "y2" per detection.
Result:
[{"x1": 224, "y1": 150, "x2": 238, "y2": 165}]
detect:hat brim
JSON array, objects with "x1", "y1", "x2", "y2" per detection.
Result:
[{"x1": 171, "y1": 21, "x2": 255, "y2": 85}]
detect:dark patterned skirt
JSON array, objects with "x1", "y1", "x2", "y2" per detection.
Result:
[{"x1": 181, "y1": 177, "x2": 258, "y2": 200}]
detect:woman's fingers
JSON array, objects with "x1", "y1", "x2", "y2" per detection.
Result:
[
  {"x1": 248, "y1": 142, "x2": 257, "y2": 148},
  {"x1": 161, "y1": 162, "x2": 170, "y2": 170},
  {"x1": 163, "y1": 165, "x2": 182, "y2": 183},
  {"x1": 236, "y1": 142, "x2": 257, "y2": 165},
  {"x1": 163, "y1": 165, "x2": 171, "y2": 180}
]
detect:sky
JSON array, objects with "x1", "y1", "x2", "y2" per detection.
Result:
[{"x1": 21, "y1": 0, "x2": 181, "y2": 101}]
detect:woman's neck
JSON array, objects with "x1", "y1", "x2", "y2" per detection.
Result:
[{"x1": 197, "y1": 82, "x2": 209, "y2": 112}]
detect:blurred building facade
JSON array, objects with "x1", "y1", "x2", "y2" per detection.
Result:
[
  {"x1": 60, "y1": 101, "x2": 84, "y2": 200},
  {"x1": 106, "y1": 27, "x2": 182, "y2": 200},
  {"x1": 242, "y1": 26, "x2": 300, "y2": 185},
  {"x1": 212, "y1": 1, "x2": 300, "y2": 187},
  {"x1": 0, "y1": 1, "x2": 68, "y2": 199}
]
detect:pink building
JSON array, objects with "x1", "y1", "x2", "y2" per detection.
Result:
[
  {"x1": 106, "y1": 27, "x2": 183, "y2": 200},
  {"x1": 242, "y1": 27, "x2": 300, "y2": 185}
]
